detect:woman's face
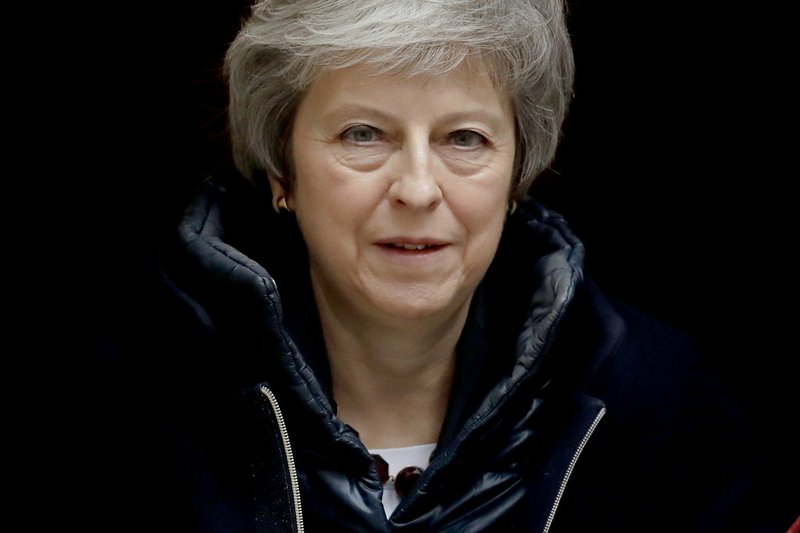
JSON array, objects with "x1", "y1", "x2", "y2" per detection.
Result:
[{"x1": 278, "y1": 62, "x2": 516, "y2": 325}]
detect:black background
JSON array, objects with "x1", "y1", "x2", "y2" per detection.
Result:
[{"x1": 65, "y1": 0, "x2": 793, "y2": 490}]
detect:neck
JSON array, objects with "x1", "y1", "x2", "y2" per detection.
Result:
[{"x1": 313, "y1": 288, "x2": 470, "y2": 450}]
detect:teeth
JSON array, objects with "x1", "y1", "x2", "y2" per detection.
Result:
[{"x1": 396, "y1": 243, "x2": 428, "y2": 250}]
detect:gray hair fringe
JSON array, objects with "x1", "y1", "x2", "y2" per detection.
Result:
[{"x1": 225, "y1": 0, "x2": 574, "y2": 199}]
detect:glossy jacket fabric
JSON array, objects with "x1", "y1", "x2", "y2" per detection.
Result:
[{"x1": 92, "y1": 175, "x2": 787, "y2": 532}]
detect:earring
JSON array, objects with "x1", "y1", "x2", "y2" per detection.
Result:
[
  {"x1": 508, "y1": 200, "x2": 518, "y2": 215},
  {"x1": 275, "y1": 196, "x2": 291, "y2": 213}
]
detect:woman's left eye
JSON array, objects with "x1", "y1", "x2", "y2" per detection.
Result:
[{"x1": 448, "y1": 130, "x2": 486, "y2": 148}]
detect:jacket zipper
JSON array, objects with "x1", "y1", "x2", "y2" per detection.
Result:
[
  {"x1": 260, "y1": 385, "x2": 305, "y2": 533},
  {"x1": 542, "y1": 407, "x2": 606, "y2": 533}
]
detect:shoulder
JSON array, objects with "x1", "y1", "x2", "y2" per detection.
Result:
[
  {"x1": 574, "y1": 280, "x2": 751, "y2": 462},
  {"x1": 558, "y1": 282, "x2": 778, "y2": 531},
  {"x1": 587, "y1": 283, "x2": 724, "y2": 404}
]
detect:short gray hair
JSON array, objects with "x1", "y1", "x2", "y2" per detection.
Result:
[{"x1": 224, "y1": 0, "x2": 574, "y2": 199}]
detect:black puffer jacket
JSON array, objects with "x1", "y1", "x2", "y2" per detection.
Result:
[{"x1": 90, "y1": 176, "x2": 788, "y2": 532}]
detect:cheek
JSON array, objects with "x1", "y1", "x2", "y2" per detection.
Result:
[
  {"x1": 292, "y1": 153, "x2": 382, "y2": 260},
  {"x1": 452, "y1": 188, "x2": 508, "y2": 253},
  {"x1": 293, "y1": 148, "x2": 349, "y2": 217},
  {"x1": 448, "y1": 171, "x2": 512, "y2": 228},
  {"x1": 447, "y1": 176, "x2": 510, "y2": 270},
  {"x1": 295, "y1": 144, "x2": 382, "y2": 204},
  {"x1": 472, "y1": 207, "x2": 507, "y2": 255}
]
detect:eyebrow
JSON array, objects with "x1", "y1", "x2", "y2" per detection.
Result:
[
  {"x1": 322, "y1": 104, "x2": 507, "y2": 129},
  {"x1": 321, "y1": 105, "x2": 397, "y2": 124}
]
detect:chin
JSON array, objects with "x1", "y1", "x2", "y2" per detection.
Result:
[{"x1": 368, "y1": 285, "x2": 472, "y2": 323}]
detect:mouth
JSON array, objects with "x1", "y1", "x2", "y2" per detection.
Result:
[
  {"x1": 375, "y1": 238, "x2": 449, "y2": 255},
  {"x1": 384, "y1": 243, "x2": 445, "y2": 251}
]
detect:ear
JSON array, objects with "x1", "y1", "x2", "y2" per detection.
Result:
[{"x1": 267, "y1": 175, "x2": 291, "y2": 212}]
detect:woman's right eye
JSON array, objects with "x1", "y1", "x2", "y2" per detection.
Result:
[{"x1": 341, "y1": 125, "x2": 381, "y2": 143}]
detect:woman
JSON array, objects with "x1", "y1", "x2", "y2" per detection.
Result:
[{"x1": 106, "y1": 0, "x2": 788, "y2": 531}]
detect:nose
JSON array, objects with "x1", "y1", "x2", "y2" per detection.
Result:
[{"x1": 388, "y1": 140, "x2": 442, "y2": 210}]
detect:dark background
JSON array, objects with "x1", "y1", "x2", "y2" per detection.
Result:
[{"x1": 66, "y1": 0, "x2": 793, "y2": 492}]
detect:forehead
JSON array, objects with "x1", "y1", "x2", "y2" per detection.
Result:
[{"x1": 301, "y1": 61, "x2": 511, "y2": 116}]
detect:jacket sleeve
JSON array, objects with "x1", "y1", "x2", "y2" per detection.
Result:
[{"x1": 556, "y1": 297, "x2": 796, "y2": 533}]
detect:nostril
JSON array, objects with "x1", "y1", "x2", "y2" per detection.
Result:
[{"x1": 387, "y1": 169, "x2": 443, "y2": 209}]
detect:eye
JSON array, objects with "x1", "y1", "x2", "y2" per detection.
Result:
[
  {"x1": 341, "y1": 124, "x2": 382, "y2": 144},
  {"x1": 448, "y1": 130, "x2": 486, "y2": 148}
]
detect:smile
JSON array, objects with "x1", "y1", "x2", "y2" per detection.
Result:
[
  {"x1": 391, "y1": 243, "x2": 437, "y2": 250},
  {"x1": 376, "y1": 241, "x2": 449, "y2": 256}
]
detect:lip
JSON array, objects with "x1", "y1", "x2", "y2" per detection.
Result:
[
  {"x1": 373, "y1": 236, "x2": 450, "y2": 256},
  {"x1": 374, "y1": 237, "x2": 449, "y2": 247},
  {"x1": 375, "y1": 236, "x2": 448, "y2": 247}
]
